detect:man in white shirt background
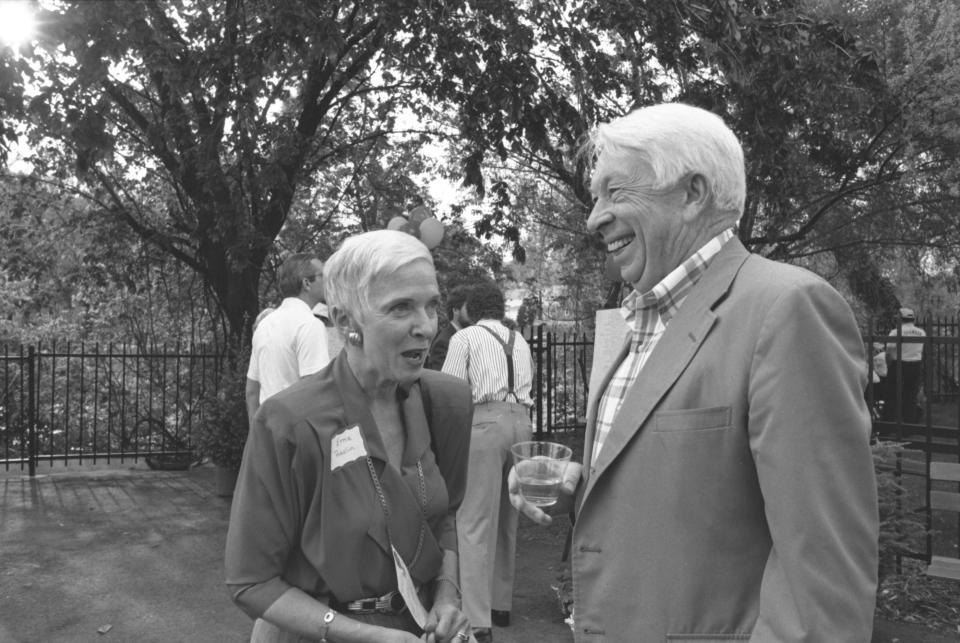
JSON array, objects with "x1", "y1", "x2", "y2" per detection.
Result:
[
  {"x1": 883, "y1": 306, "x2": 927, "y2": 422},
  {"x1": 245, "y1": 253, "x2": 330, "y2": 422}
]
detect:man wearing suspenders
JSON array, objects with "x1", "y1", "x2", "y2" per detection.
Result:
[{"x1": 441, "y1": 280, "x2": 534, "y2": 643}]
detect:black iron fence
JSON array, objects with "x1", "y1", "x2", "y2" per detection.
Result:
[
  {"x1": 3, "y1": 327, "x2": 957, "y2": 467},
  {"x1": 866, "y1": 328, "x2": 960, "y2": 565},
  {"x1": 524, "y1": 325, "x2": 592, "y2": 440},
  {"x1": 1, "y1": 331, "x2": 593, "y2": 474},
  {"x1": 1, "y1": 342, "x2": 222, "y2": 475},
  {"x1": 2, "y1": 324, "x2": 958, "y2": 564}
]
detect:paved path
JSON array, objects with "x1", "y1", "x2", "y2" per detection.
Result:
[
  {"x1": 0, "y1": 465, "x2": 952, "y2": 642},
  {"x1": 0, "y1": 465, "x2": 249, "y2": 643},
  {"x1": 0, "y1": 464, "x2": 568, "y2": 643}
]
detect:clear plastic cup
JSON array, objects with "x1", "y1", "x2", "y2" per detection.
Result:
[{"x1": 511, "y1": 441, "x2": 573, "y2": 507}]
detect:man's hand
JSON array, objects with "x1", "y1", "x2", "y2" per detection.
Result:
[{"x1": 508, "y1": 461, "x2": 582, "y2": 525}]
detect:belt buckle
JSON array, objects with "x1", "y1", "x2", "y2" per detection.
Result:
[{"x1": 386, "y1": 591, "x2": 406, "y2": 614}]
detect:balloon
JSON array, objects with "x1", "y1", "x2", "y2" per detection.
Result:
[
  {"x1": 399, "y1": 221, "x2": 421, "y2": 238},
  {"x1": 419, "y1": 217, "x2": 444, "y2": 249},
  {"x1": 408, "y1": 205, "x2": 431, "y2": 224},
  {"x1": 603, "y1": 253, "x2": 621, "y2": 281},
  {"x1": 387, "y1": 215, "x2": 408, "y2": 231}
]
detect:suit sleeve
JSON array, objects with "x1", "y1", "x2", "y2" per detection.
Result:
[{"x1": 747, "y1": 280, "x2": 878, "y2": 642}]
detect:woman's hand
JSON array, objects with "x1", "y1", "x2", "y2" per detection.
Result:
[{"x1": 421, "y1": 599, "x2": 471, "y2": 643}]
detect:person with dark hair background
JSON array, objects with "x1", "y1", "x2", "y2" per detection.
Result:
[
  {"x1": 426, "y1": 284, "x2": 472, "y2": 370},
  {"x1": 441, "y1": 280, "x2": 534, "y2": 643}
]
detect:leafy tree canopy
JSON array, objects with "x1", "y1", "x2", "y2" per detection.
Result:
[
  {"x1": 4, "y1": 0, "x2": 520, "y2": 346},
  {"x1": 2, "y1": 0, "x2": 959, "y2": 345},
  {"x1": 419, "y1": 0, "x2": 960, "y2": 318}
]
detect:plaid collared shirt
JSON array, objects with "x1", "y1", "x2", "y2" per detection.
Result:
[{"x1": 590, "y1": 227, "x2": 736, "y2": 467}]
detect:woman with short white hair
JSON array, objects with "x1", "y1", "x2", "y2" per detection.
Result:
[{"x1": 227, "y1": 230, "x2": 475, "y2": 643}]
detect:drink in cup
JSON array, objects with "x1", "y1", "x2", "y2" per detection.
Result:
[{"x1": 511, "y1": 441, "x2": 573, "y2": 507}]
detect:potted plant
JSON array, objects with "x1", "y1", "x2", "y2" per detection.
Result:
[{"x1": 197, "y1": 348, "x2": 249, "y2": 497}]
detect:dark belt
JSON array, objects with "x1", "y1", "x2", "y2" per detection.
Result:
[{"x1": 329, "y1": 589, "x2": 409, "y2": 615}]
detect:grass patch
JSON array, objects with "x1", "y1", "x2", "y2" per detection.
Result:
[{"x1": 877, "y1": 557, "x2": 960, "y2": 636}]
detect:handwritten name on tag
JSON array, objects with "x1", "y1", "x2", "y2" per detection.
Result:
[{"x1": 330, "y1": 425, "x2": 368, "y2": 471}]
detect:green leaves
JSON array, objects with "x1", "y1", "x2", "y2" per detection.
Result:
[{"x1": 2, "y1": 0, "x2": 958, "y2": 344}]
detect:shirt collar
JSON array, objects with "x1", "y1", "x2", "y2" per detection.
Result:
[
  {"x1": 620, "y1": 227, "x2": 736, "y2": 326},
  {"x1": 280, "y1": 296, "x2": 313, "y2": 312}
]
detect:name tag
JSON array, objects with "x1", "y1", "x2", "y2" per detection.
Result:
[{"x1": 330, "y1": 425, "x2": 368, "y2": 470}]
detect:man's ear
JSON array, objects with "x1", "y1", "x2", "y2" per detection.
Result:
[{"x1": 679, "y1": 173, "x2": 711, "y2": 224}]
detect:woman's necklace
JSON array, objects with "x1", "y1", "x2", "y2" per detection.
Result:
[{"x1": 365, "y1": 457, "x2": 427, "y2": 565}]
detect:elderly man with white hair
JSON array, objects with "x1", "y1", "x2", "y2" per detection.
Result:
[{"x1": 510, "y1": 103, "x2": 879, "y2": 642}]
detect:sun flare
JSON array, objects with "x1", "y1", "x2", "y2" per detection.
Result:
[{"x1": 0, "y1": 1, "x2": 36, "y2": 48}]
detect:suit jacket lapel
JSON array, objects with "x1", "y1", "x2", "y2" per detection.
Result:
[{"x1": 581, "y1": 239, "x2": 750, "y2": 503}]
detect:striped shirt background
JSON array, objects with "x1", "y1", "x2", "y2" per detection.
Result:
[
  {"x1": 441, "y1": 320, "x2": 534, "y2": 407},
  {"x1": 591, "y1": 227, "x2": 736, "y2": 466}
]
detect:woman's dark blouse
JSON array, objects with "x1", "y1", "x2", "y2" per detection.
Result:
[{"x1": 225, "y1": 352, "x2": 473, "y2": 619}]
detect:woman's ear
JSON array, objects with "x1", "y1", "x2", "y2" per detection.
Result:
[{"x1": 329, "y1": 306, "x2": 354, "y2": 336}]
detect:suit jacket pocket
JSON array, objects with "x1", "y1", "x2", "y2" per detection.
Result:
[{"x1": 653, "y1": 406, "x2": 731, "y2": 432}]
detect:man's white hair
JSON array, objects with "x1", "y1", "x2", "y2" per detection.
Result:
[
  {"x1": 588, "y1": 103, "x2": 746, "y2": 215},
  {"x1": 324, "y1": 229, "x2": 434, "y2": 322}
]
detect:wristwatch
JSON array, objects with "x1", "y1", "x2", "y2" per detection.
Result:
[{"x1": 319, "y1": 609, "x2": 337, "y2": 642}]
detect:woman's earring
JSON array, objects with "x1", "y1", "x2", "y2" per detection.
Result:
[{"x1": 347, "y1": 330, "x2": 363, "y2": 347}]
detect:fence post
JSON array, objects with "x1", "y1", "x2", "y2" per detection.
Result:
[
  {"x1": 545, "y1": 329, "x2": 553, "y2": 438},
  {"x1": 535, "y1": 324, "x2": 544, "y2": 439},
  {"x1": 27, "y1": 344, "x2": 36, "y2": 478}
]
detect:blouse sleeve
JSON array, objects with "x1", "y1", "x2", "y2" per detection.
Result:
[
  {"x1": 224, "y1": 402, "x2": 303, "y2": 618},
  {"x1": 422, "y1": 373, "x2": 474, "y2": 551}
]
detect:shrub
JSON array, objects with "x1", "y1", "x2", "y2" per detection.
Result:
[
  {"x1": 195, "y1": 347, "x2": 249, "y2": 470},
  {"x1": 872, "y1": 440, "x2": 929, "y2": 584}
]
